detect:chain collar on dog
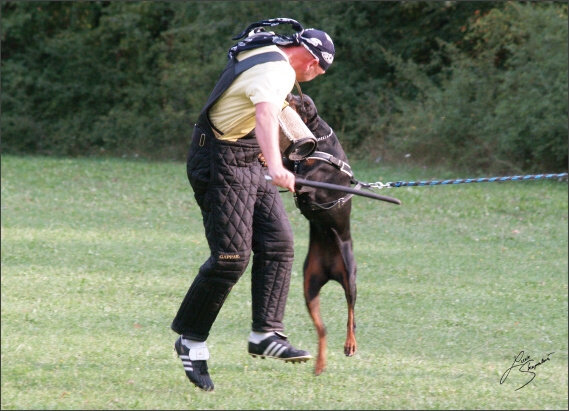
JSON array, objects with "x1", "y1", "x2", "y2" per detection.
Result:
[{"x1": 316, "y1": 128, "x2": 334, "y2": 142}]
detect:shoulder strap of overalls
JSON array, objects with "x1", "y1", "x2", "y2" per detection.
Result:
[{"x1": 197, "y1": 51, "x2": 287, "y2": 133}]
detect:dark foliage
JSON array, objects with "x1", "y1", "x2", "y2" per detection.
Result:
[{"x1": 1, "y1": 1, "x2": 566, "y2": 172}]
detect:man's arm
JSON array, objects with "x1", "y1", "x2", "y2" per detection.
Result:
[{"x1": 255, "y1": 102, "x2": 295, "y2": 192}]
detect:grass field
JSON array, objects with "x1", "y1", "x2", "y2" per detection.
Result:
[{"x1": 1, "y1": 155, "x2": 567, "y2": 410}]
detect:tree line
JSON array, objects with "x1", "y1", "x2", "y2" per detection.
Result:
[{"x1": 2, "y1": 1, "x2": 567, "y2": 173}]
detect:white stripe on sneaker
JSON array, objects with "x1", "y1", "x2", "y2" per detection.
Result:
[
  {"x1": 179, "y1": 354, "x2": 194, "y2": 371},
  {"x1": 266, "y1": 342, "x2": 287, "y2": 357},
  {"x1": 268, "y1": 343, "x2": 283, "y2": 357},
  {"x1": 269, "y1": 344, "x2": 283, "y2": 356},
  {"x1": 263, "y1": 341, "x2": 278, "y2": 356},
  {"x1": 182, "y1": 360, "x2": 194, "y2": 371},
  {"x1": 274, "y1": 345, "x2": 288, "y2": 357}
]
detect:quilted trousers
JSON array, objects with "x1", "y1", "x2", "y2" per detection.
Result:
[{"x1": 171, "y1": 127, "x2": 295, "y2": 341}]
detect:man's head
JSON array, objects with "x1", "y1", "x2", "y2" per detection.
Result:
[
  {"x1": 280, "y1": 45, "x2": 325, "y2": 83},
  {"x1": 229, "y1": 18, "x2": 335, "y2": 81},
  {"x1": 297, "y1": 29, "x2": 335, "y2": 72},
  {"x1": 284, "y1": 28, "x2": 334, "y2": 82}
]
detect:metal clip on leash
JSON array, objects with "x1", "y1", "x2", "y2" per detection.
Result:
[{"x1": 359, "y1": 181, "x2": 393, "y2": 189}]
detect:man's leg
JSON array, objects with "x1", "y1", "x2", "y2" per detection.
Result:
[
  {"x1": 247, "y1": 174, "x2": 312, "y2": 362},
  {"x1": 250, "y1": 178, "x2": 294, "y2": 332},
  {"x1": 172, "y1": 139, "x2": 258, "y2": 390}
]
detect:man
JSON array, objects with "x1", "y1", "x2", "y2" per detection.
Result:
[{"x1": 171, "y1": 18, "x2": 335, "y2": 391}]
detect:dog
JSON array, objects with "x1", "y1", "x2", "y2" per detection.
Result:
[{"x1": 283, "y1": 93, "x2": 358, "y2": 376}]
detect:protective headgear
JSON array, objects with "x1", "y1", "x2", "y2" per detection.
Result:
[
  {"x1": 230, "y1": 18, "x2": 335, "y2": 71},
  {"x1": 298, "y1": 28, "x2": 335, "y2": 71}
]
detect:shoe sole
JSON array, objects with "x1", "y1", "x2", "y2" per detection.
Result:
[{"x1": 249, "y1": 353, "x2": 312, "y2": 363}]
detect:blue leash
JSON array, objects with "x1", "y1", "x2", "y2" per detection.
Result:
[{"x1": 361, "y1": 173, "x2": 568, "y2": 189}]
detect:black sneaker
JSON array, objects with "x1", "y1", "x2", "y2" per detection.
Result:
[
  {"x1": 248, "y1": 332, "x2": 312, "y2": 363},
  {"x1": 174, "y1": 336, "x2": 214, "y2": 391}
]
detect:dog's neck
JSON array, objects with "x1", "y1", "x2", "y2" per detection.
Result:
[
  {"x1": 316, "y1": 127, "x2": 334, "y2": 142},
  {"x1": 305, "y1": 113, "x2": 320, "y2": 130},
  {"x1": 313, "y1": 118, "x2": 335, "y2": 143}
]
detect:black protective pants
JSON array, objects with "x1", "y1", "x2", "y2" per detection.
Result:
[{"x1": 171, "y1": 127, "x2": 294, "y2": 341}]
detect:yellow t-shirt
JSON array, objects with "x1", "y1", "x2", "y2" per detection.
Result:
[{"x1": 208, "y1": 45, "x2": 295, "y2": 141}]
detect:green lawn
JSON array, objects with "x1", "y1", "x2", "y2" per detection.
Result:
[{"x1": 1, "y1": 155, "x2": 567, "y2": 410}]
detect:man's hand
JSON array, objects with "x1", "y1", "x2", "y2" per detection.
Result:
[{"x1": 267, "y1": 164, "x2": 295, "y2": 192}]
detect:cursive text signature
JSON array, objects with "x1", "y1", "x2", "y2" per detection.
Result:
[{"x1": 500, "y1": 351, "x2": 554, "y2": 390}]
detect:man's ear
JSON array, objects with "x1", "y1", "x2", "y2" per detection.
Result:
[{"x1": 309, "y1": 58, "x2": 321, "y2": 69}]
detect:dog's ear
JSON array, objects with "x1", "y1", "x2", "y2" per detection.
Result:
[{"x1": 302, "y1": 98, "x2": 317, "y2": 117}]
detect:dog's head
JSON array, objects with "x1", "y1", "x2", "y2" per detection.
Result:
[{"x1": 286, "y1": 93, "x2": 319, "y2": 128}]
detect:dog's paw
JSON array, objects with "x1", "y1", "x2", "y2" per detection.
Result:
[
  {"x1": 314, "y1": 362, "x2": 326, "y2": 376},
  {"x1": 344, "y1": 343, "x2": 357, "y2": 357}
]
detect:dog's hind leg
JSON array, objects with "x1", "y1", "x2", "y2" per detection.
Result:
[
  {"x1": 331, "y1": 229, "x2": 358, "y2": 358},
  {"x1": 303, "y1": 241, "x2": 330, "y2": 376},
  {"x1": 342, "y1": 278, "x2": 357, "y2": 357}
]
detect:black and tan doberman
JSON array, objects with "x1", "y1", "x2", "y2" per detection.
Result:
[{"x1": 283, "y1": 93, "x2": 359, "y2": 376}]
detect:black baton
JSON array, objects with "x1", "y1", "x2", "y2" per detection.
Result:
[{"x1": 264, "y1": 175, "x2": 402, "y2": 205}]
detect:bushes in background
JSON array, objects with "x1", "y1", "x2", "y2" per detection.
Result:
[
  {"x1": 383, "y1": 2, "x2": 568, "y2": 173},
  {"x1": 1, "y1": 1, "x2": 566, "y2": 173}
]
